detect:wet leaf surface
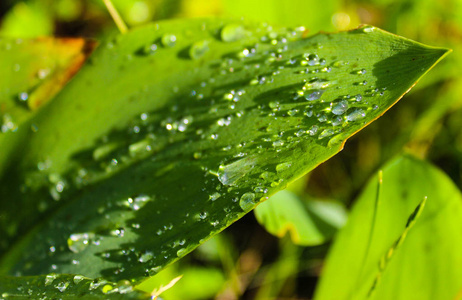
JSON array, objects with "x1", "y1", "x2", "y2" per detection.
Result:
[
  {"x1": 0, "y1": 18, "x2": 449, "y2": 285},
  {"x1": 0, "y1": 274, "x2": 150, "y2": 299}
]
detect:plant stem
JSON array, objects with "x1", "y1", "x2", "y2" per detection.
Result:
[{"x1": 102, "y1": 0, "x2": 128, "y2": 34}]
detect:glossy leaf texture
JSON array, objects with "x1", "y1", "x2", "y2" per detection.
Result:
[
  {"x1": 0, "y1": 18, "x2": 449, "y2": 285},
  {"x1": 314, "y1": 155, "x2": 462, "y2": 300},
  {"x1": 0, "y1": 274, "x2": 150, "y2": 299},
  {"x1": 254, "y1": 190, "x2": 347, "y2": 245}
]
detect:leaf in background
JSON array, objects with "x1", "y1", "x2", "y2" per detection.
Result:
[
  {"x1": 136, "y1": 267, "x2": 225, "y2": 300},
  {"x1": 0, "y1": 2, "x2": 53, "y2": 38},
  {"x1": 221, "y1": 0, "x2": 340, "y2": 33},
  {"x1": 0, "y1": 274, "x2": 150, "y2": 299},
  {"x1": 314, "y1": 155, "x2": 462, "y2": 300},
  {"x1": 254, "y1": 190, "x2": 347, "y2": 246},
  {"x1": 0, "y1": 36, "x2": 95, "y2": 119},
  {"x1": 0, "y1": 18, "x2": 448, "y2": 286}
]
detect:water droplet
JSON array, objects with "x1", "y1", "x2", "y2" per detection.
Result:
[
  {"x1": 239, "y1": 192, "x2": 256, "y2": 211},
  {"x1": 18, "y1": 92, "x2": 28, "y2": 102},
  {"x1": 218, "y1": 155, "x2": 257, "y2": 186},
  {"x1": 357, "y1": 68, "x2": 366, "y2": 75},
  {"x1": 139, "y1": 251, "x2": 153, "y2": 263},
  {"x1": 332, "y1": 100, "x2": 349, "y2": 115},
  {"x1": 308, "y1": 125, "x2": 319, "y2": 135},
  {"x1": 177, "y1": 248, "x2": 188, "y2": 257},
  {"x1": 355, "y1": 94, "x2": 362, "y2": 102},
  {"x1": 331, "y1": 116, "x2": 343, "y2": 126},
  {"x1": 189, "y1": 40, "x2": 209, "y2": 60},
  {"x1": 305, "y1": 53, "x2": 319, "y2": 66},
  {"x1": 346, "y1": 109, "x2": 366, "y2": 121},
  {"x1": 67, "y1": 233, "x2": 95, "y2": 253},
  {"x1": 276, "y1": 162, "x2": 292, "y2": 173},
  {"x1": 305, "y1": 90, "x2": 324, "y2": 101},
  {"x1": 209, "y1": 192, "x2": 221, "y2": 201},
  {"x1": 161, "y1": 34, "x2": 176, "y2": 47},
  {"x1": 272, "y1": 140, "x2": 284, "y2": 147},
  {"x1": 37, "y1": 68, "x2": 50, "y2": 79},
  {"x1": 110, "y1": 228, "x2": 125, "y2": 237},
  {"x1": 143, "y1": 43, "x2": 157, "y2": 54},
  {"x1": 56, "y1": 281, "x2": 69, "y2": 292},
  {"x1": 127, "y1": 194, "x2": 152, "y2": 210},
  {"x1": 318, "y1": 129, "x2": 335, "y2": 139},
  {"x1": 45, "y1": 273, "x2": 57, "y2": 286},
  {"x1": 198, "y1": 211, "x2": 208, "y2": 220},
  {"x1": 318, "y1": 113, "x2": 328, "y2": 122},
  {"x1": 361, "y1": 25, "x2": 375, "y2": 33},
  {"x1": 73, "y1": 275, "x2": 85, "y2": 284},
  {"x1": 221, "y1": 24, "x2": 246, "y2": 42}
]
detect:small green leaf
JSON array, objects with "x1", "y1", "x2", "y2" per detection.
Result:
[
  {"x1": 0, "y1": 19, "x2": 449, "y2": 285},
  {"x1": 254, "y1": 190, "x2": 347, "y2": 245},
  {"x1": 314, "y1": 155, "x2": 462, "y2": 300}
]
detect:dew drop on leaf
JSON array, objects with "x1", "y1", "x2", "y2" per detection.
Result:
[
  {"x1": 318, "y1": 128, "x2": 335, "y2": 139},
  {"x1": 189, "y1": 40, "x2": 209, "y2": 60},
  {"x1": 276, "y1": 162, "x2": 292, "y2": 173},
  {"x1": 176, "y1": 248, "x2": 188, "y2": 257},
  {"x1": 161, "y1": 34, "x2": 177, "y2": 47},
  {"x1": 332, "y1": 100, "x2": 349, "y2": 115},
  {"x1": 221, "y1": 24, "x2": 246, "y2": 42},
  {"x1": 45, "y1": 273, "x2": 57, "y2": 286},
  {"x1": 239, "y1": 192, "x2": 256, "y2": 211},
  {"x1": 73, "y1": 275, "x2": 85, "y2": 284},
  {"x1": 346, "y1": 109, "x2": 366, "y2": 121},
  {"x1": 305, "y1": 90, "x2": 324, "y2": 101},
  {"x1": 67, "y1": 233, "x2": 95, "y2": 253},
  {"x1": 55, "y1": 281, "x2": 69, "y2": 292}
]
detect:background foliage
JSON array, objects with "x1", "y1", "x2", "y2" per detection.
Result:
[{"x1": 1, "y1": 0, "x2": 461, "y2": 299}]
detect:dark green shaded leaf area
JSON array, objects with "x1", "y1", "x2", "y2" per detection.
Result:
[
  {"x1": 0, "y1": 274, "x2": 150, "y2": 299},
  {"x1": 0, "y1": 18, "x2": 448, "y2": 285},
  {"x1": 314, "y1": 155, "x2": 462, "y2": 300}
]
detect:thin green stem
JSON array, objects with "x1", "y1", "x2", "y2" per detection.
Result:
[{"x1": 102, "y1": 0, "x2": 128, "y2": 34}]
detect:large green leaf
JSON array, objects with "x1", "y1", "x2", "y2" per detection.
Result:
[
  {"x1": 0, "y1": 18, "x2": 448, "y2": 287},
  {"x1": 314, "y1": 155, "x2": 462, "y2": 300}
]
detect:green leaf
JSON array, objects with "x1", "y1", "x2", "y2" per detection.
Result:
[
  {"x1": 254, "y1": 190, "x2": 347, "y2": 245},
  {"x1": 0, "y1": 18, "x2": 449, "y2": 285},
  {"x1": 0, "y1": 36, "x2": 95, "y2": 178},
  {"x1": 0, "y1": 274, "x2": 150, "y2": 299},
  {"x1": 136, "y1": 267, "x2": 225, "y2": 300},
  {"x1": 314, "y1": 155, "x2": 462, "y2": 300},
  {"x1": 0, "y1": 37, "x2": 95, "y2": 120},
  {"x1": 0, "y1": 2, "x2": 53, "y2": 38}
]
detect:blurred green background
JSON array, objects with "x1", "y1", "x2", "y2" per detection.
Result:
[{"x1": 1, "y1": 0, "x2": 461, "y2": 298}]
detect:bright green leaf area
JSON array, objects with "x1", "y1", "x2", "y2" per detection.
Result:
[
  {"x1": 136, "y1": 266, "x2": 225, "y2": 299},
  {"x1": 314, "y1": 154, "x2": 462, "y2": 300},
  {"x1": 254, "y1": 190, "x2": 347, "y2": 245},
  {"x1": 0, "y1": 18, "x2": 449, "y2": 288},
  {"x1": 0, "y1": 2, "x2": 53, "y2": 38},
  {"x1": 0, "y1": 274, "x2": 150, "y2": 299}
]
